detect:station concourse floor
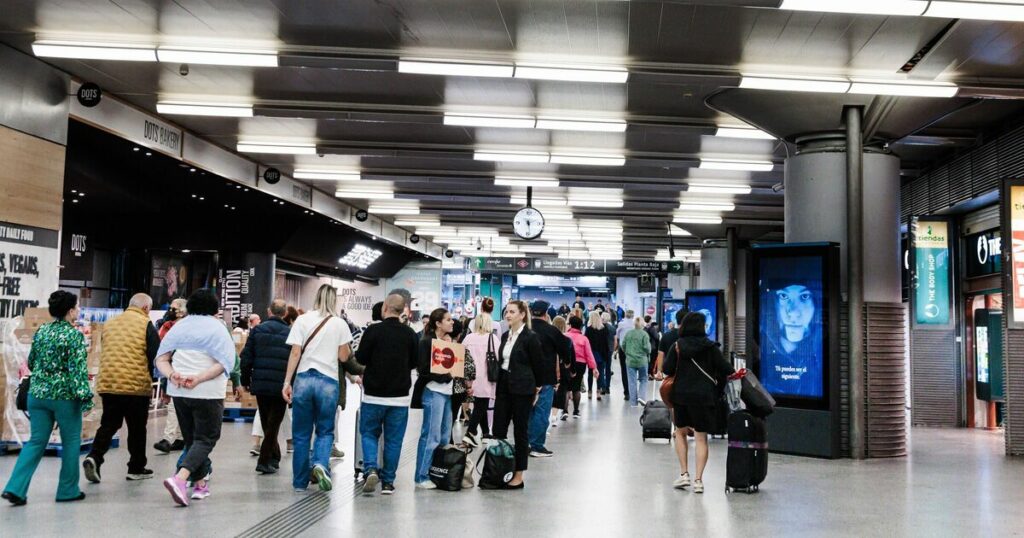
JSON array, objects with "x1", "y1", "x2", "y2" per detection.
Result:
[{"x1": 1, "y1": 387, "x2": 1022, "y2": 538}]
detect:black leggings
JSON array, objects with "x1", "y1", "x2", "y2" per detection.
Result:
[
  {"x1": 492, "y1": 372, "x2": 533, "y2": 472},
  {"x1": 466, "y1": 396, "x2": 491, "y2": 437}
]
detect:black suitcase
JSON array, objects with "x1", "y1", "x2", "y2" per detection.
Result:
[
  {"x1": 725, "y1": 410, "x2": 768, "y2": 493},
  {"x1": 640, "y1": 400, "x2": 672, "y2": 441}
]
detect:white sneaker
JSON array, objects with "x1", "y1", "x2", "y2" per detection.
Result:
[
  {"x1": 673, "y1": 472, "x2": 691, "y2": 489},
  {"x1": 416, "y1": 480, "x2": 437, "y2": 490},
  {"x1": 693, "y1": 479, "x2": 704, "y2": 494}
]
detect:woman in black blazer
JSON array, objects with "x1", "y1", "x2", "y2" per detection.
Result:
[{"x1": 494, "y1": 299, "x2": 544, "y2": 488}]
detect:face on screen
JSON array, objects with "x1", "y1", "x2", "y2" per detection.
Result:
[
  {"x1": 775, "y1": 285, "x2": 814, "y2": 352},
  {"x1": 697, "y1": 309, "x2": 713, "y2": 336}
]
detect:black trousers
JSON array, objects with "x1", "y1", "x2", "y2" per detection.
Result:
[
  {"x1": 174, "y1": 397, "x2": 224, "y2": 478},
  {"x1": 88, "y1": 394, "x2": 150, "y2": 473},
  {"x1": 467, "y1": 396, "x2": 491, "y2": 437},
  {"x1": 618, "y1": 349, "x2": 629, "y2": 396},
  {"x1": 492, "y1": 371, "x2": 533, "y2": 472},
  {"x1": 256, "y1": 394, "x2": 287, "y2": 466}
]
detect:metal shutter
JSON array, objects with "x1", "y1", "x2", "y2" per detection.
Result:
[
  {"x1": 972, "y1": 143, "x2": 1000, "y2": 196},
  {"x1": 928, "y1": 165, "x2": 950, "y2": 213},
  {"x1": 948, "y1": 154, "x2": 973, "y2": 206},
  {"x1": 865, "y1": 303, "x2": 908, "y2": 458},
  {"x1": 910, "y1": 329, "x2": 959, "y2": 427}
]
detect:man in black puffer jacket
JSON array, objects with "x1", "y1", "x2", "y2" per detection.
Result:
[{"x1": 241, "y1": 299, "x2": 293, "y2": 474}]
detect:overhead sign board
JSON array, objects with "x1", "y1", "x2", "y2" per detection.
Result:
[
  {"x1": 70, "y1": 81, "x2": 182, "y2": 158},
  {"x1": 473, "y1": 257, "x2": 670, "y2": 274}
]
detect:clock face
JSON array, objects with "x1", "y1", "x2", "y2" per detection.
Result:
[{"x1": 513, "y1": 207, "x2": 545, "y2": 240}]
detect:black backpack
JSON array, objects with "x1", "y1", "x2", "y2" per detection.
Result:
[
  {"x1": 429, "y1": 445, "x2": 468, "y2": 491},
  {"x1": 476, "y1": 440, "x2": 516, "y2": 489}
]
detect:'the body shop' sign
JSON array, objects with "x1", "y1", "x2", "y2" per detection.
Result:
[{"x1": 913, "y1": 219, "x2": 951, "y2": 325}]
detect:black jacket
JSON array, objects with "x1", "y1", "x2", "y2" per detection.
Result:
[
  {"x1": 531, "y1": 319, "x2": 570, "y2": 386},
  {"x1": 240, "y1": 317, "x2": 292, "y2": 397},
  {"x1": 411, "y1": 335, "x2": 455, "y2": 409},
  {"x1": 356, "y1": 318, "x2": 419, "y2": 399},
  {"x1": 585, "y1": 325, "x2": 610, "y2": 360},
  {"x1": 498, "y1": 326, "x2": 545, "y2": 395},
  {"x1": 662, "y1": 334, "x2": 734, "y2": 406}
]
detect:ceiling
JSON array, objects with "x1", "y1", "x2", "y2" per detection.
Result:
[{"x1": 5, "y1": 1, "x2": 1024, "y2": 260}]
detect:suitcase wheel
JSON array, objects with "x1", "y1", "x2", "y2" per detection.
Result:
[{"x1": 725, "y1": 486, "x2": 732, "y2": 494}]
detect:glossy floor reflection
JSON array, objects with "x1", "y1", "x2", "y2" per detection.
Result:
[{"x1": 1, "y1": 387, "x2": 1022, "y2": 537}]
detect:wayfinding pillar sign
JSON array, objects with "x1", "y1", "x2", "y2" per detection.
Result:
[{"x1": 912, "y1": 218, "x2": 951, "y2": 325}]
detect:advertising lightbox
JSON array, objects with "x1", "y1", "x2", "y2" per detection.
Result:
[
  {"x1": 684, "y1": 290, "x2": 723, "y2": 343},
  {"x1": 912, "y1": 218, "x2": 952, "y2": 326}
]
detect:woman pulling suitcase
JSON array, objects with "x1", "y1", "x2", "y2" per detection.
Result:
[{"x1": 661, "y1": 312, "x2": 734, "y2": 493}]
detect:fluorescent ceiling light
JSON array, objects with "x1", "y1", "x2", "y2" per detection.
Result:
[
  {"x1": 444, "y1": 113, "x2": 536, "y2": 129},
  {"x1": 926, "y1": 1, "x2": 1024, "y2": 20},
  {"x1": 510, "y1": 195, "x2": 568, "y2": 206},
  {"x1": 156, "y1": 101, "x2": 253, "y2": 117},
  {"x1": 519, "y1": 245, "x2": 555, "y2": 253},
  {"x1": 551, "y1": 153, "x2": 626, "y2": 166},
  {"x1": 577, "y1": 223, "x2": 623, "y2": 233},
  {"x1": 541, "y1": 233, "x2": 583, "y2": 240},
  {"x1": 475, "y1": 151, "x2": 550, "y2": 163},
  {"x1": 395, "y1": 218, "x2": 441, "y2": 227},
  {"x1": 157, "y1": 46, "x2": 278, "y2": 67},
  {"x1": 670, "y1": 227, "x2": 693, "y2": 237},
  {"x1": 367, "y1": 204, "x2": 420, "y2": 215},
  {"x1": 714, "y1": 126, "x2": 775, "y2": 140},
  {"x1": 334, "y1": 190, "x2": 394, "y2": 199},
  {"x1": 674, "y1": 215, "x2": 724, "y2": 224},
  {"x1": 535, "y1": 117, "x2": 628, "y2": 133},
  {"x1": 848, "y1": 79, "x2": 959, "y2": 98},
  {"x1": 687, "y1": 183, "x2": 752, "y2": 195},
  {"x1": 699, "y1": 159, "x2": 774, "y2": 172},
  {"x1": 514, "y1": 64, "x2": 629, "y2": 83},
  {"x1": 399, "y1": 59, "x2": 514, "y2": 78},
  {"x1": 568, "y1": 197, "x2": 624, "y2": 208},
  {"x1": 338, "y1": 245, "x2": 383, "y2": 270},
  {"x1": 295, "y1": 169, "x2": 362, "y2": 181},
  {"x1": 237, "y1": 141, "x2": 316, "y2": 154},
  {"x1": 678, "y1": 202, "x2": 736, "y2": 212},
  {"x1": 494, "y1": 176, "x2": 559, "y2": 187},
  {"x1": 779, "y1": 0, "x2": 928, "y2": 16},
  {"x1": 543, "y1": 211, "x2": 575, "y2": 220},
  {"x1": 740, "y1": 75, "x2": 850, "y2": 94},
  {"x1": 32, "y1": 40, "x2": 156, "y2": 61}
]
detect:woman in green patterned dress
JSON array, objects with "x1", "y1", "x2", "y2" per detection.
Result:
[{"x1": 3, "y1": 290, "x2": 93, "y2": 506}]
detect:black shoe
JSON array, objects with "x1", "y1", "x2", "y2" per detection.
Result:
[
  {"x1": 623, "y1": 395, "x2": 630, "y2": 401},
  {"x1": 381, "y1": 483, "x2": 395, "y2": 495},
  {"x1": 2, "y1": 491, "x2": 26, "y2": 506},
  {"x1": 506, "y1": 482, "x2": 525, "y2": 490},
  {"x1": 270, "y1": 460, "x2": 280, "y2": 470},
  {"x1": 83, "y1": 457, "x2": 101, "y2": 483},
  {"x1": 56, "y1": 492, "x2": 86, "y2": 503},
  {"x1": 169, "y1": 440, "x2": 185, "y2": 451},
  {"x1": 153, "y1": 439, "x2": 172, "y2": 454},
  {"x1": 255, "y1": 463, "x2": 277, "y2": 475},
  {"x1": 126, "y1": 469, "x2": 154, "y2": 481}
]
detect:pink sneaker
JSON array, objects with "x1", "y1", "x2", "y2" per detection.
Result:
[
  {"x1": 163, "y1": 476, "x2": 190, "y2": 506},
  {"x1": 190, "y1": 483, "x2": 211, "y2": 501}
]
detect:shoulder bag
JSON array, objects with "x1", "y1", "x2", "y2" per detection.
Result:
[
  {"x1": 16, "y1": 375, "x2": 31, "y2": 413},
  {"x1": 658, "y1": 342, "x2": 678, "y2": 407},
  {"x1": 289, "y1": 316, "x2": 333, "y2": 387},
  {"x1": 485, "y1": 334, "x2": 500, "y2": 383}
]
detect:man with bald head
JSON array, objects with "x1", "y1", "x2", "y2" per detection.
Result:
[
  {"x1": 84, "y1": 293, "x2": 161, "y2": 483},
  {"x1": 354, "y1": 293, "x2": 420, "y2": 495}
]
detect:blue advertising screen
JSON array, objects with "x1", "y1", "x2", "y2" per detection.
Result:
[
  {"x1": 686, "y1": 293, "x2": 719, "y2": 342},
  {"x1": 758, "y1": 255, "x2": 825, "y2": 400},
  {"x1": 662, "y1": 299, "x2": 686, "y2": 331}
]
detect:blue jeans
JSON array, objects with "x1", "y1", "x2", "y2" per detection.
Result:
[
  {"x1": 3, "y1": 397, "x2": 83, "y2": 501},
  {"x1": 627, "y1": 365, "x2": 650, "y2": 406},
  {"x1": 528, "y1": 385, "x2": 555, "y2": 451},
  {"x1": 415, "y1": 388, "x2": 451, "y2": 484},
  {"x1": 360, "y1": 403, "x2": 409, "y2": 484},
  {"x1": 291, "y1": 369, "x2": 340, "y2": 489}
]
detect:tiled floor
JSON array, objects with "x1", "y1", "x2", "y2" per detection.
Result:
[{"x1": 2, "y1": 387, "x2": 1023, "y2": 537}]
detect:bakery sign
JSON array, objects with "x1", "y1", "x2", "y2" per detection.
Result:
[{"x1": 0, "y1": 221, "x2": 59, "y2": 319}]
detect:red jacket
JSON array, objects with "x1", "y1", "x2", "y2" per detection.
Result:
[{"x1": 566, "y1": 328, "x2": 597, "y2": 370}]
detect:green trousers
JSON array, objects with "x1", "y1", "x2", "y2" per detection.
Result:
[{"x1": 3, "y1": 396, "x2": 84, "y2": 501}]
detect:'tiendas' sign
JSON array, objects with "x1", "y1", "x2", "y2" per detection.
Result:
[{"x1": 913, "y1": 219, "x2": 951, "y2": 325}]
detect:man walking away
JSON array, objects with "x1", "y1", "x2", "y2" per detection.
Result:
[
  {"x1": 356, "y1": 293, "x2": 419, "y2": 495},
  {"x1": 84, "y1": 293, "x2": 160, "y2": 483},
  {"x1": 614, "y1": 310, "x2": 636, "y2": 401},
  {"x1": 241, "y1": 299, "x2": 292, "y2": 474},
  {"x1": 527, "y1": 301, "x2": 568, "y2": 458}
]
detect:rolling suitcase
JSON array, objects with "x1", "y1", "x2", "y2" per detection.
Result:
[
  {"x1": 725, "y1": 410, "x2": 768, "y2": 493},
  {"x1": 640, "y1": 400, "x2": 673, "y2": 441}
]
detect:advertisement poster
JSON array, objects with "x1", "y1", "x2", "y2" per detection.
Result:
[
  {"x1": 430, "y1": 339, "x2": 465, "y2": 378},
  {"x1": 218, "y1": 252, "x2": 275, "y2": 327},
  {"x1": 686, "y1": 293, "x2": 719, "y2": 342},
  {"x1": 337, "y1": 280, "x2": 386, "y2": 327},
  {"x1": 662, "y1": 299, "x2": 686, "y2": 332},
  {"x1": 1011, "y1": 185, "x2": 1024, "y2": 325},
  {"x1": 0, "y1": 222, "x2": 59, "y2": 318},
  {"x1": 150, "y1": 253, "x2": 187, "y2": 308},
  {"x1": 758, "y1": 255, "x2": 824, "y2": 399},
  {"x1": 386, "y1": 261, "x2": 442, "y2": 320},
  {"x1": 913, "y1": 220, "x2": 951, "y2": 325}
]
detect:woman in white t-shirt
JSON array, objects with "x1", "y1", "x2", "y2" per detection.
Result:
[
  {"x1": 155, "y1": 290, "x2": 237, "y2": 507},
  {"x1": 282, "y1": 284, "x2": 353, "y2": 492}
]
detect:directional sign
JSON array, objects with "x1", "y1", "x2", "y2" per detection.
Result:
[
  {"x1": 473, "y1": 257, "x2": 670, "y2": 274},
  {"x1": 667, "y1": 261, "x2": 686, "y2": 273}
]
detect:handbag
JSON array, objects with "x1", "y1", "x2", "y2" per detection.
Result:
[
  {"x1": 485, "y1": 334, "x2": 500, "y2": 383},
  {"x1": 476, "y1": 439, "x2": 516, "y2": 489},
  {"x1": 429, "y1": 444, "x2": 468, "y2": 491},
  {"x1": 658, "y1": 342, "x2": 679, "y2": 406},
  {"x1": 16, "y1": 375, "x2": 31, "y2": 412},
  {"x1": 452, "y1": 406, "x2": 469, "y2": 445}
]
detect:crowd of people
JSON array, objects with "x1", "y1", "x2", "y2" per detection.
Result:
[{"x1": 2, "y1": 287, "x2": 732, "y2": 506}]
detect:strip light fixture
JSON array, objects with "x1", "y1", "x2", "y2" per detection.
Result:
[
  {"x1": 475, "y1": 151, "x2": 626, "y2": 166},
  {"x1": 295, "y1": 169, "x2": 362, "y2": 181},
  {"x1": 678, "y1": 202, "x2": 736, "y2": 212},
  {"x1": 535, "y1": 117, "x2": 628, "y2": 132},
  {"x1": 156, "y1": 46, "x2": 278, "y2": 67},
  {"x1": 475, "y1": 151, "x2": 550, "y2": 163},
  {"x1": 670, "y1": 227, "x2": 693, "y2": 236},
  {"x1": 568, "y1": 196, "x2": 624, "y2": 208},
  {"x1": 741, "y1": 74, "x2": 960, "y2": 98},
  {"x1": 237, "y1": 141, "x2": 316, "y2": 155},
  {"x1": 334, "y1": 190, "x2": 394, "y2": 199},
  {"x1": 509, "y1": 195, "x2": 569, "y2": 206},
  {"x1": 445, "y1": 113, "x2": 626, "y2": 132},
  {"x1": 699, "y1": 158, "x2": 774, "y2": 172},
  {"x1": 156, "y1": 101, "x2": 254, "y2": 117},
  {"x1": 740, "y1": 74, "x2": 851, "y2": 94},
  {"x1": 687, "y1": 182, "x2": 752, "y2": 195},
  {"x1": 394, "y1": 217, "x2": 441, "y2": 227},
  {"x1": 674, "y1": 214, "x2": 724, "y2": 224},
  {"x1": 551, "y1": 153, "x2": 627, "y2": 166},
  {"x1": 32, "y1": 40, "x2": 157, "y2": 61},
  {"x1": 444, "y1": 113, "x2": 536, "y2": 129},
  {"x1": 399, "y1": 59, "x2": 514, "y2": 78},
  {"x1": 714, "y1": 125, "x2": 776, "y2": 140},
  {"x1": 494, "y1": 176, "x2": 560, "y2": 187},
  {"x1": 780, "y1": 0, "x2": 1024, "y2": 22},
  {"x1": 926, "y1": 1, "x2": 1024, "y2": 21},
  {"x1": 367, "y1": 203, "x2": 420, "y2": 215},
  {"x1": 514, "y1": 63, "x2": 629, "y2": 83},
  {"x1": 848, "y1": 79, "x2": 959, "y2": 98}
]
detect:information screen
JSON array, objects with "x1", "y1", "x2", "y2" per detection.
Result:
[
  {"x1": 662, "y1": 299, "x2": 686, "y2": 332},
  {"x1": 686, "y1": 293, "x2": 719, "y2": 342},
  {"x1": 758, "y1": 255, "x2": 825, "y2": 400}
]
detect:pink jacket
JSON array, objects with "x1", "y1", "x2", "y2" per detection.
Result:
[
  {"x1": 566, "y1": 328, "x2": 597, "y2": 370},
  {"x1": 461, "y1": 332, "x2": 500, "y2": 399}
]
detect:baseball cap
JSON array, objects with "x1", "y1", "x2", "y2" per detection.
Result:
[{"x1": 530, "y1": 300, "x2": 551, "y2": 316}]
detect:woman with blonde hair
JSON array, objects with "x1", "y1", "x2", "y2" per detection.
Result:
[
  {"x1": 585, "y1": 311, "x2": 611, "y2": 399},
  {"x1": 461, "y1": 298, "x2": 500, "y2": 446}
]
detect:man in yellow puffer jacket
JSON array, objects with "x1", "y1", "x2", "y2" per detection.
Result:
[{"x1": 83, "y1": 293, "x2": 161, "y2": 483}]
